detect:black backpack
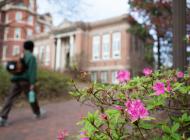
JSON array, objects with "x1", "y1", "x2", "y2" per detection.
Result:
[{"x1": 6, "y1": 55, "x2": 27, "y2": 75}]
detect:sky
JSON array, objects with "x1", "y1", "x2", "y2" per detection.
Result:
[{"x1": 37, "y1": 0, "x2": 129, "y2": 26}]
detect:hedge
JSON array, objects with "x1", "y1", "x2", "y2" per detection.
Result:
[{"x1": 0, "y1": 65, "x2": 72, "y2": 102}]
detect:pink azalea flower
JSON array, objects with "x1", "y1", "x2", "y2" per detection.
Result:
[
  {"x1": 80, "y1": 131, "x2": 88, "y2": 136},
  {"x1": 153, "y1": 82, "x2": 165, "y2": 96},
  {"x1": 125, "y1": 99, "x2": 149, "y2": 122},
  {"x1": 81, "y1": 138, "x2": 90, "y2": 140},
  {"x1": 114, "y1": 105, "x2": 123, "y2": 111},
  {"x1": 177, "y1": 71, "x2": 184, "y2": 78},
  {"x1": 125, "y1": 100, "x2": 132, "y2": 108},
  {"x1": 143, "y1": 68, "x2": 153, "y2": 76},
  {"x1": 117, "y1": 70, "x2": 131, "y2": 83},
  {"x1": 80, "y1": 131, "x2": 89, "y2": 140},
  {"x1": 100, "y1": 114, "x2": 108, "y2": 120},
  {"x1": 166, "y1": 80, "x2": 172, "y2": 92},
  {"x1": 57, "y1": 130, "x2": 69, "y2": 140}
]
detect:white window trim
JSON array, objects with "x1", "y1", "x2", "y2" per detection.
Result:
[
  {"x1": 4, "y1": 28, "x2": 8, "y2": 40},
  {"x1": 112, "y1": 32, "x2": 121, "y2": 59},
  {"x1": 102, "y1": 34, "x2": 110, "y2": 60},
  {"x1": 92, "y1": 35, "x2": 100, "y2": 61},
  {"x1": 5, "y1": 14, "x2": 9, "y2": 23}
]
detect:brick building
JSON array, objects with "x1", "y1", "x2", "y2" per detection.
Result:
[
  {"x1": 32, "y1": 14, "x2": 146, "y2": 84},
  {"x1": 0, "y1": 0, "x2": 52, "y2": 59}
]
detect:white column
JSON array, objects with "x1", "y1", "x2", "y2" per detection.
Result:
[
  {"x1": 69, "y1": 35, "x2": 75, "y2": 66},
  {"x1": 55, "y1": 38, "x2": 61, "y2": 71}
]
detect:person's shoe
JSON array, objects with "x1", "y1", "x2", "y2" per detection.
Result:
[
  {"x1": 0, "y1": 117, "x2": 8, "y2": 127},
  {"x1": 35, "y1": 108, "x2": 46, "y2": 119}
]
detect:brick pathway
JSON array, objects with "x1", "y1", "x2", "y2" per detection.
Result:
[{"x1": 0, "y1": 99, "x2": 94, "y2": 140}]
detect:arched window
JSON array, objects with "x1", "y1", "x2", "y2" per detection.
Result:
[{"x1": 14, "y1": 28, "x2": 21, "y2": 40}]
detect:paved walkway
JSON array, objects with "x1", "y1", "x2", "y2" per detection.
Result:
[{"x1": 0, "y1": 99, "x2": 94, "y2": 140}]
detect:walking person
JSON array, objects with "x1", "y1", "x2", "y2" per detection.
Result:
[{"x1": 0, "y1": 40, "x2": 44, "y2": 126}]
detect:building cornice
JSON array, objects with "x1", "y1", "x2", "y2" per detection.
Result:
[
  {"x1": 2, "y1": 4, "x2": 37, "y2": 15},
  {"x1": 30, "y1": 32, "x2": 51, "y2": 41}
]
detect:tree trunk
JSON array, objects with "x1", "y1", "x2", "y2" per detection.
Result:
[
  {"x1": 157, "y1": 36, "x2": 161, "y2": 69},
  {"x1": 173, "y1": 0, "x2": 187, "y2": 71}
]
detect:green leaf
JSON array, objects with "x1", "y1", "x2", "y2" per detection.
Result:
[
  {"x1": 162, "y1": 135, "x2": 171, "y2": 140},
  {"x1": 171, "y1": 123, "x2": 179, "y2": 133},
  {"x1": 181, "y1": 113, "x2": 187, "y2": 122},
  {"x1": 162, "y1": 125, "x2": 171, "y2": 134},
  {"x1": 139, "y1": 121, "x2": 155, "y2": 129},
  {"x1": 171, "y1": 133, "x2": 181, "y2": 140}
]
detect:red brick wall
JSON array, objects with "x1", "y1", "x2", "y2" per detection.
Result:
[{"x1": 0, "y1": 0, "x2": 49, "y2": 59}]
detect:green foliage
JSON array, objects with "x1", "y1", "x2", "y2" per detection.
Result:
[
  {"x1": 0, "y1": 65, "x2": 11, "y2": 101},
  {"x1": 36, "y1": 68, "x2": 71, "y2": 99},
  {"x1": 71, "y1": 69, "x2": 190, "y2": 140}
]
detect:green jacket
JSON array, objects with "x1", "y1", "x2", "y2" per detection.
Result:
[{"x1": 11, "y1": 51, "x2": 37, "y2": 85}]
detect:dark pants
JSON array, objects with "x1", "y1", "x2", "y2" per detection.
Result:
[{"x1": 0, "y1": 81, "x2": 40, "y2": 120}]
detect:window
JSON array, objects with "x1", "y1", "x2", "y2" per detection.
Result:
[
  {"x1": 102, "y1": 34, "x2": 110, "y2": 60},
  {"x1": 15, "y1": 12, "x2": 22, "y2": 22},
  {"x1": 101, "y1": 71, "x2": 108, "y2": 83},
  {"x1": 112, "y1": 71, "x2": 119, "y2": 84},
  {"x1": 45, "y1": 46, "x2": 50, "y2": 66},
  {"x1": 112, "y1": 32, "x2": 121, "y2": 59},
  {"x1": 27, "y1": 29, "x2": 33, "y2": 37},
  {"x1": 39, "y1": 46, "x2": 45, "y2": 64},
  {"x1": 35, "y1": 24, "x2": 41, "y2": 33},
  {"x1": 14, "y1": 28, "x2": 21, "y2": 40},
  {"x1": 33, "y1": 47, "x2": 39, "y2": 57},
  {"x1": 2, "y1": 46, "x2": 7, "y2": 59},
  {"x1": 45, "y1": 26, "x2": 50, "y2": 32},
  {"x1": 16, "y1": 2, "x2": 25, "y2": 7},
  {"x1": 29, "y1": 0, "x2": 35, "y2": 10},
  {"x1": 91, "y1": 72, "x2": 97, "y2": 82},
  {"x1": 28, "y1": 16, "x2": 33, "y2": 25},
  {"x1": 4, "y1": 28, "x2": 9, "y2": 40},
  {"x1": 92, "y1": 36, "x2": 100, "y2": 60},
  {"x1": 12, "y1": 46, "x2": 20, "y2": 56}
]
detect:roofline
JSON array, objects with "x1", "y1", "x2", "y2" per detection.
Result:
[
  {"x1": 54, "y1": 14, "x2": 129, "y2": 32},
  {"x1": 87, "y1": 14, "x2": 129, "y2": 28}
]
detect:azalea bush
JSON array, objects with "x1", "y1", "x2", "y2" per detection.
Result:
[{"x1": 70, "y1": 68, "x2": 190, "y2": 140}]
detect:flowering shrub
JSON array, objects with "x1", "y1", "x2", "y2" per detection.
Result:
[
  {"x1": 57, "y1": 130, "x2": 69, "y2": 140},
  {"x1": 71, "y1": 68, "x2": 190, "y2": 140}
]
